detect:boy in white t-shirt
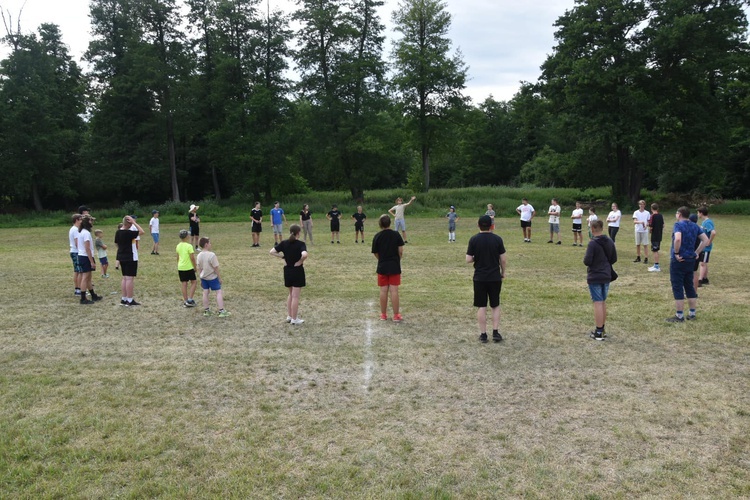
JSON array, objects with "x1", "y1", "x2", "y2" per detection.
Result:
[
  {"x1": 516, "y1": 198, "x2": 536, "y2": 243},
  {"x1": 547, "y1": 198, "x2": 562, "y2": 244},
  {"x1": 571, "y1": 201, "x2": 584, "y2": 247},
  {"x1": 587, "y1": 207, "x2": 598, "y2": 240},
  {"x1": 632, "y1": 200, "x2": 650, "y2": 264},
  {"x1": 149, "y1": 210, "x2": 161, "y2": 255}
]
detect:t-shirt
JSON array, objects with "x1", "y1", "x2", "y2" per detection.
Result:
[
  {"x1": 447, "y1": 212, "x2": 458, "y2": 224},
  {"x1": 466, "y1": 232, "x2": 506, "y2": 282},
  {"x1": 633, "y1": 209, "x2": 650, "y2": 234},
  {"x1": 251, "y1": 208, "x2": 262, "y2": 225},
  {"x1": 188, "y1": 211, "x2": 199, "y2": 228},
  {"x1": 149, "y1": 217, "x2": 160, "y2": 234},
  {"x1": 390, "y1": 204, "x2": 406, "y2": 220},
  {"x1": 548, "y1": 205, "x2": 561, "y2": 224},
  {"x1": 701, "y1": 218, "x2": 715, "y2": 252},
  {"x1": 270, "y1": 208, "x2": 285, "y2": 225},
  {"x1": 671, "y1": 220, "x2": 702, "y2": 261},
  {"x1": 517, "y1": 204, "x2": 534, "y2": 221},
  {"x1": 130, "y1": 225, "x2": 140, "y2": 260},
  {"x1": 274, "y1": 239, "x2": 307, "y2": 267},
  {"x1": 372, "y1": 229, "x2": 404, "y2": 275},
  {"x1": 485, "y1": 209, "x2": 495, "y2": 220},
  {"x1": 607, "y1": 210, "x2": 622, "y2": 227},
  {"x1": 95, "y1": 237, "x2": 107, "y2": 259},
  {"x1": 77, "y1": 229, "x2": 93, "y2": 257},
  {"x1": 353, "y1": 212, "x2": 367, "y2": 225},
  {"x1": 197, "y1": 250, "x2": 220, "y2": 280},
  {"x1": 69, "y1": 225, "x2": 79, "y2": 253},
  {"x1": 176, "y1": 241, "x2": 195, "y2": 271},
  {"x1": 649, "y1": 213, "x2": 664, "y2": 243},
  {"x1": 588, "y1": 214, "x2": 599, "y2": 227},
  {"x1": 328, "y1": 210, "x2": 341, "y2": 221},
  {"x1": 572, "y1": 208, "x2": 584, "y2": 224},
  {"x1": 300, "y1": 210, "x2": 312, "y2": 221},
  {"x1": 115, "y1": 228, "x2": 139, "y2": 262}
]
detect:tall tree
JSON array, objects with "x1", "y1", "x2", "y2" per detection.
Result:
[{"x1": 391, "y1": 0, "x2": 467, "y2": 192}]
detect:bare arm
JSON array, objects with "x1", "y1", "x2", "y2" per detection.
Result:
[
  {"x1": 466, "y1": 254, "x2": 474, "y2": 264},
  {"x1": 500, "y1": 253, "x2": 507, "y2": 278},
  {"x1": 295, "y1": 250, "x2": 308, "y2": 267}
]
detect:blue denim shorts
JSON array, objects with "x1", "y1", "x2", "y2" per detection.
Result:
[
  {"x1": 70, "y1": 252, "x2": 82, "y2": 273},
  {"x1": 152, "y1": 232, "x2": 160, "y2": 243},
  {"x1": 588, "y1": 283, "x2": 610, "y2": 302}
]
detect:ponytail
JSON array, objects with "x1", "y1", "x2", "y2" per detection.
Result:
[{"x1": 288, "y1": 224, "x2": 301, "y2": 242}]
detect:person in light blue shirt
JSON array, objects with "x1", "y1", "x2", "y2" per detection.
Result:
[{"x1": 697, "y1": 206, "x2": 716, "y2": 286}]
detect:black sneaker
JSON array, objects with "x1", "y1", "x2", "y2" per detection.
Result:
[
  {"x1": 644, "y1": 258, "x2": 648, "y2": 264},
  {"x1": 492, "y1": 331, "x2": 503, "y2": 342},
  {"x1": 120, "y1": 299, "x2": 129, "y2": 306},
  {"x1": 556, "y1": 241, "x2": 561, "y2": 245},
  {"x1": 700, "y1": 278, "x2": 709, "y2": 285},
  {"x1": 633, "y1": 257, "x2": 641, "y2": 263},
  {"x1": 686, "y1": 314, "x2": 696, "y2": 321},
  {"x1": 479, "y1": 333, "x2": 488, "y2": 343},
  {"x1": 589, "y1": 331, "x2": 605, "y2": 341},
  {"x1": 128, "y1": 300, "x2": 141, "y2": 306},
  {"x1": 547, "y1": 240, "x2": 553, "y2": 244},
  {"x1": 80, "y1": 299, "x2": 94, "y2": 305},
  {"x1": 666, "y1": 315, "x2": 685, "y2": 323},
  {"x1": 91, "y1": 295, "x2": 102, "y2": 302}
]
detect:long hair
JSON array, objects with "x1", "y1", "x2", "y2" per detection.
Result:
[
  {"x1": 289, "y1": 224, "x2": 301, "y2": 241},
  {"x1": 80, "y1": 216, "x2": 94, "y2": 233}
]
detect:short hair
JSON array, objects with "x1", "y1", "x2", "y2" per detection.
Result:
[
  {"x1": 589, "y1": 207, "x2": 596, "y2": 213},
  {"x1": 71, "y1": 214, "x2": 82, "y2": 223},
  {"x1": 94, "y1": 229, "x2": 103, "y2": 235},
  {"x1": 522, "y1": 197, "x2": 528, "y2": 202},
  {"x1": 651, "y1": 203, "x2": 659, "y2": 211},
  {"x1": 199, "y1": 237, "x2": 210, "y2": 248},
  {"x1": 552, "y1": 198, "x2": 558, "y2": 203},
  {"x1": 179, "y1": 229, "x2": 189, "y2": 239},
  {"x1": 638, "y1": 200, "x2": 646, "y2": 205},
  {"x1": 379, "y1": 214, "x2": 391, "y2": 229},
  {"x1": 697, "y1": 206, "x2": 709, "y2": 216},
  {"x1": 478, "y1": 215, "x2": 492, "y2": 230},
  {"x1": 591, "y1": 220, "x2": 604, "y2": 231},
  {"x1": 677, "y1": 206, "x2": 691, "y2": 219}
]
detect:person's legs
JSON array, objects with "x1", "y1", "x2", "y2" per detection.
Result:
[
  {"x1": 216, "y1": 289, "x2": 225, "y2": 310},
  {"x1": 289, "y1": 287, "x2": 301, "y2": 318},
  {"x1": 379, "y1": 285, "x2": 389, "y2": 315},
  {"x1": 593, "y1": 301, "x2": 606, "y2": 329},
  {"x1": 477, "y1": 307, "x2": 487, "y2": 333},
  {"x1": 181, "y1": 281, "x2": 189, "y2": 301},
  {"x1": 202, "y1": 287, "x2": 210, "y2": 310},
  {"x1": 124, "y1": 276, "x2": 135, "y2": 299},
  {"x1": 189, "y1": 280, "x2": 196, "y2": 301},
  {"x1": 389, "y1": 285, "x2": 400, "y2": 316},
  {"x1": 491, "y1": 305, "x2": 501, "y2": 331}
]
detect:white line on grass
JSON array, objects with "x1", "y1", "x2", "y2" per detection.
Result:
[{"x1": 363, "y1": 301, "x2": 375, "y2": 391}]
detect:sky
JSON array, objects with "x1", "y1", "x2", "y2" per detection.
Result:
[{"x1": 0, "y1": 0, "x2": 577, "y2": 103}]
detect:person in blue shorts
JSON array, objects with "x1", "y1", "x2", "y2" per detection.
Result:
[
  {"x1": 197, "y1": 237, "x2": 230, "y2": 317},
  {"x1": 583, "y1": 220, "x2": 617, "y2": 340},
  {"x1": 666, "y1": 207, "x2": 708, "y2": 323},
  {"x1": 697, "y1": 206, "x2": 716, "y2": 287}
]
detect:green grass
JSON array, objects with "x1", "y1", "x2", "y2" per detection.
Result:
[{"x1": 1, "y1": 215, "x2": 749, "y2": 497}]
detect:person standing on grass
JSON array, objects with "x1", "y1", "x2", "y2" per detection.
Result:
[
  {"x1": 485, "y1": 203, "x2": 496, "y2": 231},
  {"x1": 176, "y1": 229, "x2": 198, "y2": 308},
  {"x1": 547, "y1": 198, "x2": 562, "y2": 244},
  {"x1": 149, "y1": 210, "x2": 161, "y2": 255},
  {"x1": 352, "y1": 206, "x2": 367, "y2": 244},
  {"x1": 69, "y1": 213, "x2": 83, "y2": 296},
  {"x1": 606, "y1": 203, "x2": 622, "y2": 242},
  {"x1": 300, "y1": 204, "x2": 314, "y2": 245},
  {"x1": 516, "y1": 198, "x2": 535, "y2": 242},
  {"x1": 587, "y1": 207, "x2": 598, "y2": 240},
  {"x1": 94, "y1": 229, "x2": 110, "y2": 278},
  {"x1": 270, "y1": 201, "x2": 286, "y2": 245},
  {"x1": 583, "y1": 220, "x2": 617, "y2": 340},
  {"x1": 697, "y1": 206, "x2": 716, "y2": 287},
  {"x1": 446, "y1": 205, "x2": 459, "y2": 242},
  {"x1": 197, "y1": 237, "x2": 231, "y2": 317},
  {"x1": 115, "y1": 215, "x2": 145, "y2": 306},
  {"x1": 251, "y1": 201, "x2": 262, "y2": 247},
  {"x1": 466, "y1": 215, "x2": 507, "y2": 343},
  {"x1": 327, "y1": 204, "x2": 342, "y2": 244},
  {"x1": 372, "y1": 214, "x2": 405, "y2": 322},
  {"x1": 77, "y1": 215, "x2": 102, "y2": 304},
  {"x1": 388, "y1": 196, "x2": 416, "y2": 243},
  {"x1": 189, "y1": 204, "x2": 200, "y2": 250},
  {"x1": 632, "y1": 200, "x2": 650, "y2": 264},
  {"x1": 648, "y1": 203, "x2": 664, "y2": 272},
  {"x1": 667, "y1": 207, "x2": 709, "y2": 323},
  {"x1": 571, "y1": 201, "x2": 584, "y2": 247},
  {"x1": 270, "y1": 225, "x2": 308, "y2": 325}
]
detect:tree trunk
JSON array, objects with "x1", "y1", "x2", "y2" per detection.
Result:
[
  {"x1": 211, "y1": 165, "x2": 222, "y2": 200},
  {"x1": 31, "y1": 177, "x2": 43, "y2": 211},
  {"x1": 168, "y1": 113, "x2": 180, "y2": 202},
  {"x1": 422, "y1": 143, "x2": 431, "y2": 192},
  {"x1": 613, "y1": 144, "x2": 643, "y2": 205}
]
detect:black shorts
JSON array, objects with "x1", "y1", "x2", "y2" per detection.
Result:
[
  {"x1": 572, "y1": 223, "x2": 582, "y2": 233},
  {"x1": 330, "y1": 221, "x2": 340, "y2": 232},
  {"x1": 520, "y1": 220, "x2": 532, "y2": 228},
  {"x1": 284, "y1": 266, "x2": 306, "y2": 288},
  {"x1": 473, "y1": 280, "x2": 502, "y2": 308},
  {"x1": 252, "y1": 223, "x2": 262, "y2": 233},
  {"x1": 190, "y1": 224, "x2": 200, "y2": 237},
  {"x1": 651, "y1": 240, "x2": 661, "y2": 252},
  {"x1": 121, "y1": 261, "x2": 138, "y2": 277},
  {"x1": 355, "y1": 223, "x2": 364, "y2": 231},
  {"x1": 178, "y1": 269, "x2": 197, "y2": 282}
]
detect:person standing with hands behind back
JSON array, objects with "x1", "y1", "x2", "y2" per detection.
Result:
[
  {"x1": 372, "y1": 214, "x2": 405, "y2": 322},
  {"x1": 270, "y1": 225, "x2": 308, "y2": 325},
  {"x1": 584, "y1": 220, "x2": 617, "y2": 340}
]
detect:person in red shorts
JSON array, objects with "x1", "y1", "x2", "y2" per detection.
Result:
[{"x1": 371, "y1": 214, "x2": 405, "y2": 322}]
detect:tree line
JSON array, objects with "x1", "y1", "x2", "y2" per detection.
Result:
[{"x1": 1, "y1": 0, "x2": 749, "y2": 212}]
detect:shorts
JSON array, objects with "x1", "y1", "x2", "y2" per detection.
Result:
[
  {"x1": 78, "y1": 255, "x2": 93, "y2": 273},
  {"x1": 70, "y1": 252, "x2": 82, "y2": 273},
  {"x1": 670, "y1": 259, "x2": 697, "y2": 300},
  {"x1": 395, "y1": 219, "x2": 406, "y2": 232},
  {"x1": 651, "y1": 240, "x2": 661, "y2": 252},
  {"x1": 549, "y1": 223, "x2": 560, "y2": 234},
  {"x1": 252, "y1": 223, "x2": 262, "y2": 233},
  {"x1": 473, "y1": 280, "x2": 501, "y2": 308},
  {"x1": 179, "y1": 269, "x2": 197, "y2": 282},
  {"x1": 635, "y1": 232, "x2": 650, "y2": 246},
  {"x1": 120, "y1": 261, "x2": 138, "y2": 277},
  {"x1": 99, "y1": 256, "x2": 109, "y2": 266},
  {"x1": 201, "y1": 277, "x2": 222, "y2": 291},
  {"x1": 521, "y1": 220, "x2": 532, "y2": 228},
  {"x1": 378, "y1": 274, "x2": 401, "y2": 287},
  {"x1": 152, "y1": 232, "x2": 160, "y2": 243},
  {"x1": 588, "y1": 283, "x2": 610, "y2": 302},
  {"x1": 273, "y1": 223, "x2": 283, "y2": 235},
  {"x1": 448, "y1": 222, "x2": 456, "y2": 232},
  {"x1": 699, "y1": 251, "x2": 710, "y2": 263},
  {"x1": 572, "y1": 223, "x2": 582, "y2": 233},
  {"x1": 189, "y1": 224, "x2": 199, "y2": 237},
  {"x1": 284, "y1": 266, "x2": 306, "y2": 288},
  {"x1": 330, "y1": 221, "x2": 340, "y2": 232},
  {"x1": 355, "y1": 222, "x2": 364, "y2": 232}
]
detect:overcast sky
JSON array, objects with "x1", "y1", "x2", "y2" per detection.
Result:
[{"x1": 0, "y1": 0, "x2": 577, "y2": 103}]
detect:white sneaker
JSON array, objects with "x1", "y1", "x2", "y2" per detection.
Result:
[
  {"x1": 286, "y1": 315, "x2": 292, "y2": 323},
  {"x1": 290, "y1": 318, "x2": 305, "y2": 325},
  {"x1": 648, "y1": 266, "x2": 661, "y2": 272}
]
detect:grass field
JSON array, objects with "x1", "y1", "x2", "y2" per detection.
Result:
[{"x1": 1, "y1": 215, "x2": 749, "y2": 497}]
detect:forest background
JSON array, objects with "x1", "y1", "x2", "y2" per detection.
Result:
[{"x1": 1, "y1": 0, "x2": 750, "y2": 213}]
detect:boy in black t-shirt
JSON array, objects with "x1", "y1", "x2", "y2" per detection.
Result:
[
  {"x1": 648, "y1": 203, "x2": 664, "y2": 272},
  {"x1": 327, "y1": 204, "x2": 342, "y2": 244},
  {"x1": 466, "y1": 215, "x2": 507, "y2": 343},
  {"x1": 372, "y1": 214, "x2": 405, "y2": 322},
  {"x1": 352, "y1": 206, "x2": 367, "y2": 243}
]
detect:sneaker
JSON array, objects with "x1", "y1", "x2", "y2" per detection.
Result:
[
  {"x1": 203, "y1": 309, "x2": 211, "y2": 317},
  {"x1": 556, "y1": 241, "x2": 561, "y2": 245},
  {"x1": 337, "y1": 241, "x2": 340, "y2": 244},
  {"x1": 589, "y1": 331, "x2": 605, "y2": 341},
  {"x1": 572, "y1": 243, "x2": 578, "y2": 246},
  {"x1": 186, "y1": 299, "x2": 197, "y2": 307},
  {"x1": 648, "y1": 265, "x2": 661, "y2": 272},
  {"x1": 666, "y1": 315, "x2": 685, "y2": 323},
  {"x1": 492, "y1": 331, "x2": 503, "y2": 342},
  {"x1": 700, "y1": 278, "x2": 709, "y2": 285},
  {"x1": 393, "y1": 313, "x2": 403, "y2": 323},
  {"x1": 404, "y1": 241, "x2": 408, "y2": 244},
  {"x1": 120, "y1": 299, "x2": 129, "y2": 306},
  {"x1": 579, "y1": 244, "x2": 583, "y2": 247},
  {"x1": 379, "y1": 314, "x2": 388, "y2": 321},
  {"x1": 218, "y1": 310, "x2": 231, "y2": 318},
  {"x1": 286, "y1": 315, "x2": 293, "y2": 323},
  {"x1": 355, "y1": 240, "x2": 358, "y2": 244},
  {"x1": 75, "y1": 290, "x2": 81, "y2": 296},
  {"x1": 547, "y1": 240, "x2": 553, "y2": 244},
  {"x1": 151, "y1": 251, "x2": 156, "y2": 255},
  {"x1": 633, "y1": 257, "x2": 641, "y2": 263},
  {"x1": 80, "y1": 299, "x2": 94, "y2": 305},
  {"x1": 91, "y1": 295, "x2": 102, "y2": 302},
  {"x1": 686, "y1": 314, "x2": 696, "y2": 321},
  {"x1": 644, "y1": 258, "x2": 648, "y2": 264},
  {"x1": 479, "y1": 332, "x2": 488, "y2": 343},
  {"x1": 128, "y1": 300, "x2": 141, "y2": 306},
  {"x1": 290, "y1": 318, "x2": 305, "y2": 325}
]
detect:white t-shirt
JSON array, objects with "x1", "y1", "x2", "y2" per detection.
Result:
[
  {"x1": 69, "y1": 225, "x2": 79, "y2": 253},
  {"x1": 197, "y1": 250, "x2": 220, "y2": 280},
  {"x1": 517, "y1": 204, "x2": 534, "y2": 222},
  {"x1": 572, "y1": 208, "x2": 584, "y2": 224},
  {"x1": 77, "y1": 228, "x2": 92, "y2": 257},
  {"x1": 633, "y1": 209, "x2": 650, "y2": 233},
  {"x1": 607, "y1": 210, "x2": 622, "y2": 227},
  {"x1": 149, "y1": 217, "x2": 160, "y2": 234},
  {"x1": 130, "y1": 225, "x2": 140, "y2": 261},
  {"x1": 390, "y1": 204, "x2": 406, "y2": 220},
  {"x1": 548, "y1": 205, "x2": 561, "y2": 224},
  {"x1": 588, "y1": 214, "x2": 598, "y2": 227}
]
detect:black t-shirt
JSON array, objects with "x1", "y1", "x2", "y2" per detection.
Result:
[
  {"x1": 300, "y1": 210, "x2": 312, "y2": 221},
  {"x1": 115, "y1": 229, "x2": 139, "y2": 262},
  {"x1": 353, "y1": 213, "x2": 367, "y2": 225},
  {"x1": 372, "y1": 229, "x2": 404, "y2": 275},
  {"x1": 466, "y1": 232, "x2": 506, "y2": 281},
  {"x1": 189, "y1": 211, "x2": 199, "y2": 228},
  {"x1": 274, "y1": 239, "x2": 307, "y2": 267},
  {"x1": 650, "y1": 213, "x2": 664, "y2": 243},
  {"x1": 251, "y1": 209, "x2": 262, "y2": 224},
  {"x1": 328, "y1": 210, "x2": 341, "y2": 220}
]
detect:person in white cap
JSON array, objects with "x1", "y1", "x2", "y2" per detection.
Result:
[{"x1": 189, "y1": 204, "x2": 201, "y2": 249}]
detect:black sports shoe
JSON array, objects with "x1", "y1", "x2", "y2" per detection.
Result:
[
  {"x1": 686, "y1": 314, "x2": 696, "y2": 321},
  {"x1": 700, "y1": 278, "x2": 709, "y2": 285},
  {"x1": 492, "y1": 331, "x2": 503, "y2": 342},
  {"x1": 120, "y1": 299, "x2": 129, "y2": 306},
  {"x1": 479, "y1": 333, "x2": 488, "y2": 343},
  {"x1": 633, "y1": 257, "x2": 641, "y2": 262},
  {"x1": 590, "y1": 331, "x2": 605, "y2": 341},
  {"x1": 128, "y1": 300, "x2": 141, "y2": 306},
  {"x1": 643, "y1": 258, "x2": 648, "y2": 264},
  {"x1": 666, "y1": 315, "x2": 685, "y2": 323},
  {"x1": 80, "y1": 299, "x2": 94, "y2": 305},
  {"x1": 556, "y1": 241, "x2": 561, "y2": 245},
  {"x1": 91, "y1": 294, "x2": 102, "y2": 302}
]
